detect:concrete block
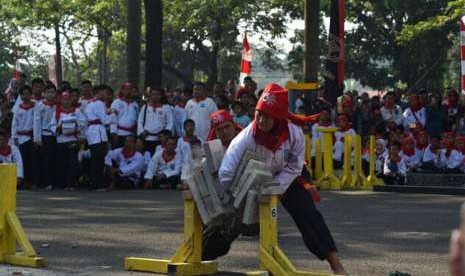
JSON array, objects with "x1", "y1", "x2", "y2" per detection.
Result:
[
  {"x1": 203, "y1": 139, "x2": 225, "y2": 173},
  {"x1": 184, "y1": 176, "x2": 210, "y2": 224},
  {"x1": 242, "y1": 190, "x2": 259, "y2": 225},
  {"x1": 233, "y1": 170, "x2": 272, "y2": 209},
  {"x1": 230, "y1": 151, "x2": 256, "y2": 192}
]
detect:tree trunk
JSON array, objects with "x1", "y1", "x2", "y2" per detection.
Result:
[
  {"x1": 208, "y1": 42, "x2": 219, "y2": 86},
  {"x1": 127, "y1": 0, "x2": 141, "y2": 85},
  {"x1": 304, "y1": 0, "x2": 320, "y2": 83},
  {"x1": 102, "y1": 32, "x2": 109, "y2": 84},
  {"x1": 145, "y1": 0, "x2": 163, "y2": 88},
  {"x1": 54, "y1": 22, "x2": 63, "y2": 85},
  {"x1": 97, "y1": 26, "x2": 105, "y2": 84}
]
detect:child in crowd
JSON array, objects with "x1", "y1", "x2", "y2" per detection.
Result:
[
  {"x1": 421, "y1": 135, "x2": 442, "y2": 173},
  {"x1": 439, "y1": 132, "x2": 462, "y2": 174},
  {"x1": 0, "y1": 129, "x2": 23, "y2": 183},
  {"x1": 105, "y1": 136, "x2": 145, "y2": 189},
  {"x1": 362, "y1": 138, "x2": 388, "y2": 177},
  {"x1": 51, "y1": 91, "x2": 87, "y2": 190},
  {"x1": 155, "y1": 129, "x2": 172, "y2": 155},
  {"x1": 382, "y1": 141, "x2": 407, "y2": 185},
  {"x1": 173, "y1": 96, "x2": 187, "y2": 138},
  {"x1": 33, "y1": 83, "x2": 57, "y2": 189},
  {"x1": 333, "y1": 114, "x2": 355, "y2": 168},
  {"x1": 11, "y1": 85, "x2": 36, "y2": 188},
  {"x1": 415, "y1": 131, "x2": 428, "y2": 160},
  {"x1": 400, "y1": 136, "x2": 421, "y2": 172},
  {"x1": 144, "y1": 135, "x2": 181, "y2": 189},
  {"x1": 232, "y1": 101, "x2": 251, "y2": 128}
]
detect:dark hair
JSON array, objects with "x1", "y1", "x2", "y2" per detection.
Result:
[
  {"x1": 44, "y1": 83, "x2": 57, "y2": 91},
  {"x1": 232, "y1": 101, "x2": 245, "y2": 110},
  {"x1": 93, "y1": 84, "x2": 113, "y2": 95},
  {"x1": 390, "y1": 141, "x2": 401, "y2": 149},
  {"x1": 19, "y1": 85, "x2": 32, "y2": 95},
  {"x1": 184, "y1": 119, "x2": 195, "y2": 127},
  {"x1": 159, "y1": 129, "x2": 172, "y2": 137},
  {"x1": 0, "y1": 129, "x2": 8, "y2": 138},
  {"x1": 81, "y1": 80, "x2": 92, "y2": 86},
  {"x1": 166, "y1": 135, "x2": 177, "y2": 142},
  {"x1": 70, "y1": 88, "x2": 79, "y2": 94},
  {"x1": 193, "y1": 82, "x2": 206, "y2": 89},
  {"x1": 31, "y1": 78, "x2": 44, "y2": 85}
]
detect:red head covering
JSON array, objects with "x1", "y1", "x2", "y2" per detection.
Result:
[
  {"x1": 415, "y1": 131, "x2": 428, "y2": 150},
  {"x1": 336, "y1": 114, "x2": 351, "y2": 132},
  {"x1": 236, "y1": 87, "x2": 251, "y2": 99},
  {"x1": 455, "y1": 136, "x2": 465, "y2": 154},
  {"x1": 401, "y1": 136, "x2": 415, "y2": 156},
  {"x1": 408, "y1": 94, "x2": 422, "y2": 112},
  {"x1": 206, "y1": 110, "x2": 241, "y2": 142},
  {"x1": 446, "y1": 89, "x2": 458, "y2": 108},
  {"x1": 342, "y1": 99, "x2": 353, "y2": 110}
]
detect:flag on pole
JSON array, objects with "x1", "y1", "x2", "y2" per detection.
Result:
[
  {"x1": 13, "y1": 49, "x2": 22, "y2": 79},
  {"x1": 461, "y1": 15, "x2": 465, "y2": 94},
  {"x1": 240, "y1": 35, "x2": 252, "y2": 86},
  {"x1": 324, "y1": 0, "x2": 345, "y2": 105}
]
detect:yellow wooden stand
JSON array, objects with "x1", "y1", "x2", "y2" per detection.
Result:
[
  {"x1": 0, "y1": 164, "x2": 47, "y2": 268},
  {"x1": 339, "y1": 135, "x2": 353, "y2": 189},
  {"x1": 125, "y1": 192, "x2": 217, "y2": 275},
  {"x1": 316, "y1": 128, "x2": 340, "y2": 190},
  {"x1": 365, "y1": 135, "x2": 382, "y2": 188},
  {"x1": 257, "y1": 194, "x2": 336, "y2": 276},
  {"x1": 351, "y1": 135, "x2": 366, "y2": 189}
]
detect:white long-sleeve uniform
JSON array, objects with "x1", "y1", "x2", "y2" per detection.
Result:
[
  {"x1": 0, "y1": 145, "x2": 24, "y2": 178},
  {"x1": 422, "y1": 145, "x2": 441, "y2": 164},
  {"x1": 84, "y1": 100, "x2": 113, "y2": 145},
  {"x1": 173, "y1": 105, "x2": 187, "y2": 137},
  {"x1": 402, "y1": 107, "x2": 426, "y2": 130},
  {"x1": 219, "y1": 122, "x2": 304, "y2": 192},
  {"x1": 110, "y1": 98, "x2": 139, "y2": 136},
  {"x1": 383, "y1": 156, "x2": 407, "y2": 176},
  {"x1": 11, "y1": 104, "x2": 35, "y2": 145},
  {"x1": 105, "y1": 148, "x2": 145, "y2": 182},
  {"x1": 333, "y1": 129, "x2": 356, "y2": 162},
  {"x1": 381, "y1": 105, "x2": 403, "y2": 125},
  {"x1": 33, "y1": 101, "x2": 56, "y2": 143},
  {"x1": 185, "y1": 98, "x2": 218, "y2": 141},
  {"x1": 51, "y1": 108, "x2": 87, "y2": 143},
  {"x1": 400, "y1": 150, "x2": 422, "y2": 170},
  {"x1": 137, "y1": 104, "x2": 174, "y2": 141},
  {"x1": 439, "y1": 149, "x2": 462, "y2": 169},
  {"x1": 144, "y1": 150, "x2": 182, "y2": 180}
]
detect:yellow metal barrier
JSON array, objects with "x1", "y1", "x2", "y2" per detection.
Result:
[
  {"x1": 316, "y1": 128, "x2": 341, "y2": 190},
  {"x1": 351, "y1": 135, "x2": 367, "y2": 189},
  {"x1": 286, "y1": 82, "x2": 319, "y2": 91},
  {"x1": 305, "y1": 135, "x2": 312, "y2": 176},
  {"x1": 125, "y1": 192, "x2": 217, "y2": 275},
  {"x1": 339, "y1": 135, "x2": 353, "y2": 189},
  {"x1": 365, "y1": 136, "x2": 382, "y2": 188},
  {"x1": 257, "y1": 194, "x2": 337, "y2": 276},
  {"x1": 314, "y1": 139, "x2": 323, "y2": 182},
  {"x1": 0, "y1": 164, "x2": 47, "y2": 268}
]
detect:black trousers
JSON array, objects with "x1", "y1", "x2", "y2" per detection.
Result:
[
  {"x1": 152, "y1": 175, "x2": 180, "y2": 189},
  {"x1": 39, "y1": 136, "x2": 56, "y2": 187},
  {"x1": 19, "y1": 140, "x2": 35, "y2": 184},
  {"x1": 89, "y1": 142, "x2": 108, "y2": 189},
  {"x1": 56, "y1": 141, "x2": 79, "y2": 188},
  {"x1": 115, "y1": 174, "x2": 138, "y2": 189},
  {"x1": 202, "y1": 169, "x2": 337, "y2": 261}
]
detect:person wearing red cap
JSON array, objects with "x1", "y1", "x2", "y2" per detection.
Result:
[
  {"x1": 110, "y1": 82, "x2": 139, "y2": 148},
  {"x1": 51, "y1": 91, "x2": 86, "y2": 190},
  {"x1": 403, "y1": 94, "x2": 425, "y2": 132},
  {"x1": 213, "y1": 83, "x2": 347, "y2": 275},
  {"x1": 206, "y1": 109, "x2": 242, "y2": 148}
]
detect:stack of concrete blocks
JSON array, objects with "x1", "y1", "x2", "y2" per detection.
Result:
[{"x1": 186, "y1": 139, "x2": 277, "y2": 226}]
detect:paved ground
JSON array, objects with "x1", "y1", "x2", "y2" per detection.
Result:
[{"x1": 0, "y1": 189, "x2": 463, "y2": 276}]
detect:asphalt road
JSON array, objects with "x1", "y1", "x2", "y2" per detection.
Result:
[{"x1": 0, "y1": 189, "x2": 462, "y2": 276}]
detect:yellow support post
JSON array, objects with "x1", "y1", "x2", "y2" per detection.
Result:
[
  {"x1": 0, "y1": 164, "x2": 47, "y2": 268},
  {"x1": 351, "y1": 135, "x2": 366, "y2": 189},
  {"x1": 256, "y1": 194, "x2": 338, "y2": 276},
  {"x1": 339, "y1": 135, "x2": 353, "y2": 189},
  {"x1": 314, "y1": 139, "x2": 323, "y2": 183},
  {"x1": 125, "y1": 191, "x2": 218, "y2": 275},
  {"x1": 316, "y1": 128, "x2": 341, "y2": 190},
  {"x1": 365, "y1": 135, "x2": 382, "y2": 188},
  {"x1": 305, "y1": 135, "x2": 312, "y2": 177}
]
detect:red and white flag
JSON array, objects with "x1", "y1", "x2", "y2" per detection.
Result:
[
  {"x1": 240, "y1": 35, "x2": 252, "y2": 86},
  {"x1": 461, "y1": 15, "x2": 465, "y2": 94}
]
